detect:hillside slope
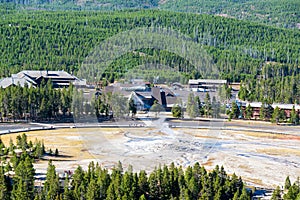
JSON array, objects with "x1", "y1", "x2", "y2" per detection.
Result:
[
  {"x1": 160, "y1": 0, "x2": 300, "y2": 29},
  {"x1": 0, "y1": 9, "x2": 299, "y2": 103},
  {"x1": 1, "y1": 0, "x2": 299, "y2": 29}
]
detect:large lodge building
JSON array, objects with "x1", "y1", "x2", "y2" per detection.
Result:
[{"x1": 0, "y1": 70, "x2": 86, "y2": 89}]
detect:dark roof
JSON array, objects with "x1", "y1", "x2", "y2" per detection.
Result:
[
  {"x1": 151, "y1": 87, "x2": 162, "y2": 104},
  {"x1": 166, "y1": 96, "x2": 177, "y2": 106},
  {"x1": 151, "y1": 87, "x2": 167, "y2": 106},
  {"x1": 20, "y1": 70, "x2": 76, "y2": 80},
  {"x1": 162, "y1": 87, "x2": 175, "y2": 97},
  {"x1": 0, "y1": 70, "x2": 86, "y2": 88},
  {"x1": 135, "y1": 91, "x2": 152, "y2": 99}
]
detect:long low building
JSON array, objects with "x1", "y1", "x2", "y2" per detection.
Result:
[
  {"x1": 240, "y1": 101, "x2": 300, "y2": 119},
  {"x1": 0, "y1": 70, "x2": 86, "y2": 88},
  {"x1": 189, "y1": 79, "x2": 227, "y2": 92}
]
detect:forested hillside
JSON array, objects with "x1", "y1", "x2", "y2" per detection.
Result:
[
  {"x1": 160, "y1": 0, "x2": 300, "y2": 29},
  {"x1": 1, "y1": 0, "x2": 299, "y2": 29},
  {"x1": 0, "y1": 9, "x2": 299, "y2": 103}
]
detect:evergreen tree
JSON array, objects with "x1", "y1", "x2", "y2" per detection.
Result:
[
  {"x1": 195, "y1": 96, "x2": 204, "y2": 116},
  {"x1": 12, "y1": 179, "x2": 28, "y2": 200},
  {"x1": 239, "y1": 187, "x2": 250, "y2": 200},
  {"x1": 290, "y1": 106, "x2": 299, "y2": 125},
  {"x1": 244, "y1": 104, "x2": 253, "y2": 120},
  {"x1": 172, "y1": 105, "x2": 182, "y2": 118},
  {"x1": 44, "y1": 160, "x2": 60, "y2": 200},
  {"x1": 96, "y1": 167, "x2": 111, "y2": 199},
  {"x1": 12, "y1": 156, "x2": 35, "y2": 200},
  {"x1": 230, "y1": 102, "x2": 240, "y2": 119},
  {"x1": 72, "y1": 165, "x2": 86, "y2": 200},
  {"x1": 150, "y1": 100, "x2": 164, "y2": 118},
  {"x1": 138, "y1": 170, "x2": 148, "y2": 198},
  {"x1": 128, "y1": 98, "x2": 137, "y2": 117},
  {"x1": 204, "y1": 93, "x2": 212, "y2": 117},
  {"x1": 63, "y1": 175, "x2": 73, "y2": 200},
  {"x1": 285, "y1": 176, "x2": 292, "y2": 190},
  {"x1": 271, "y1": 106, "x2": 281, "y2": 123},
  {"x1": 284, "y1": 183, "x2": 299, "y2": 200},
  {"x1": 211, "y1": 96, "x2": 221, "y2": 118},
  {"x1": 55, "y1": 148, "x2": 59, "y2": 157},
  {"x1": 187, "y1": 93, "x2": 197, "y2": 118},
  {"x1": 271, "y1": 186, "x2": 281, "y2": 200},
  {"x1": 86, "y1": 179, "x2": 99, "y2": 200},
  {"x1": 259, "y1": 100, "x2": 274, "y2": 121},
  {"x1": 0, "y1": 166, "x2": 9, "y2": 200},
  {"x1": 106, "y1": 183, "x2": 116, "y2": 200}
]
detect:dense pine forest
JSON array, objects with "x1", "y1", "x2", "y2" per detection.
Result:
[
  {"x1": 1, "y1": 0, "x2": 299, "y2": 29},
  {"x1": 0, "y1": 8, "x2": 299, "y2": 103},
  {"x1": 160, "y1": 0, "x2": 300, "y2": 29},
  {"x1": 0, "y1": 81, "x2": 73, "y2": 122}
]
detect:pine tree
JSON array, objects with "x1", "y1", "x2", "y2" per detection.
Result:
[
  {"x1": 138, "y1": 170, "x2": 148, "y2": 198},
  {"x1": 187, "y1": 93, "x2": 198, "y2": 118},
  {"x1": 72, "y1": 165, "x2": 86, "y2": 200},
  {"x1": 204, "y1": 93, "x2": 212, "y2": 117},
  {"x1": 106, "y1": 183, "x2": 116, "y2": 200},
  {"x1": 86, "y1": 179, "x2": 99, "y2": 200},
  {"x1": 12, "y1": 156, "x2": 35, "y2": 200},
  {"x1": 55, "y1": 148, "x2": 59, "y2": 157},
  {"x1": 97, "y1": 168, "x2": 111, "y2": 199},
  {"x1": 44, "y1": 160, "x2": 60, "y2": 200},
  {"x1": 128, "y1": 98, "x2": 137, "y2": 117},
  {"x1": 239, "y1": 187, "x2": 250, "y2": 200},
  {"x1": 0, "y1": 166, "x2": 9, "y2": 200},
  {"x1": 285, "y1": 176, "x2": 292, "y2": 190},
  {"x1": 12, "y1": 179, "x2": 28, "y2": 200},
  {"x1": 271, "y1": 106, "x2": 280, "y2": 123},
  {"x1": 171, "y1": 105, "x2": 182, "y2": 118},
  {"x1": 139, "y1": 194, "x2": 147, "y2": 200},
  {"x1": 230, "y1": 102, "x2": 240, "y2": 119},
  {"x1": 24, "y1": 156, "x2": 35, "y2": 199},
  {"x1": 148, "y1": 172, "x2": 159, "y2": 199},
  {"x1": 271, "y1": 186, "x2": 281, "y2": 200},
  {"x1": 63, "y1": 175, "x2": 72, "y2": 200},
  {"x1": 244, "y1": 104, "x2": 253, "y2": 120},
  {"x1": 290, "y1": 106, "x2": 299, "y2": 125},
  {"x1": 195, "y1": 96, "x2": 204, "y2": 116}
]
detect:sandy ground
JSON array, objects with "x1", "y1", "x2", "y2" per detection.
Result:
[{"x1": 1, "y1": 126, "x2": 300, "y2": 188}]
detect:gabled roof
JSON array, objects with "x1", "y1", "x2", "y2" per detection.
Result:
[
  {"x1": 135, "y1": 91, "x2": 152, "y2": 99},
  {"x1": 151, "y1": 87, "x2": 163, "y2": 104},
  {"x1": 19, "y1": 70, "x2": 76, "y2": 80},
  {"x1": 130, "y1": 92, "x2": 146, "y2": 105},
  {"x1": 0, "y1": 70, "x2": 85, "y2": 88},
  {"x1": 161, "y1": 87, "x2": 175, "y2": 97},
  {"x1": 0, "y1": 77, "x2": 35, "y2": 88}
]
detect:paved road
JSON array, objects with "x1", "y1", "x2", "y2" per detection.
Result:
[
  {"x1": 0, "y1": 118, "x2": 299, "y2": 135},
  {"x1": 0, "y1": 123, "x2": 41, "y2": 131}
]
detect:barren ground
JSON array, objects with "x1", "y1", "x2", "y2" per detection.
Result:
[{"x1": 1, "y1": 125, "x2": 300, "y2": 188}]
